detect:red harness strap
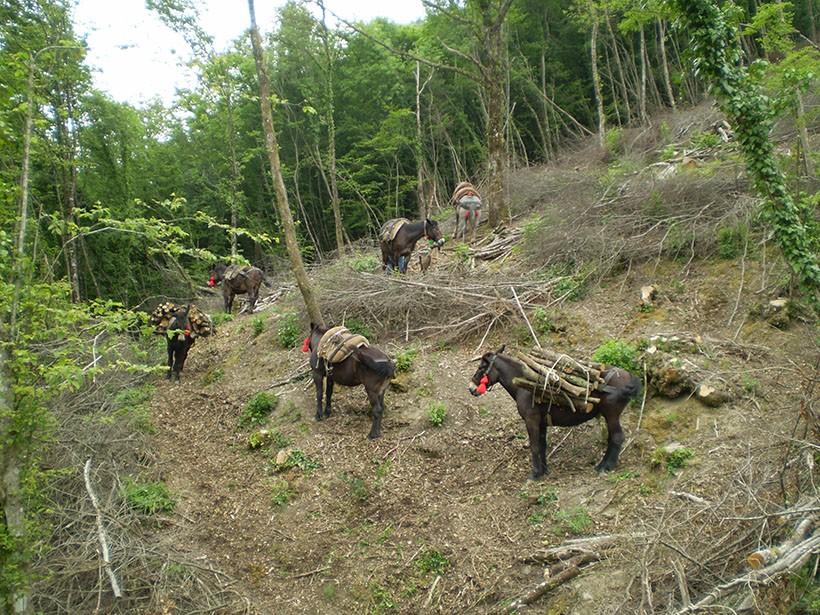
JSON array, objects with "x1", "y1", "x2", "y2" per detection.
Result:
[
  {"x1": 301, "y1": 337, "x2": 311, "y2": 352},
  {"x1": 475, "y1": 374, "x2": 489, "y2": 395},
  {"x1": 208, "y1": 275, "x2": 216, "y2": 287}
]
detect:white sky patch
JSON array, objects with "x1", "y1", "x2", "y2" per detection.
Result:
[{"x1": 72, "y1": 0, "x2": 425, "y2": 107}]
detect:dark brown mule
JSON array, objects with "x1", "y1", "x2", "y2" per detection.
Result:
[
  {"x1": 305, "y1": 324, "x2": 396, "y2": 439},
  {"x1": 208, "y1": 262, "x2": 265, "y2": 313},
  {"x1": 380, "y1": 218, "x2": 444, "y2": 273},
  {"x1": 166, "y1": 304, "x2": 195, "y2": 382},
  {"x1": 469, "y1": 346, "x2": 641, "y2": 480}
]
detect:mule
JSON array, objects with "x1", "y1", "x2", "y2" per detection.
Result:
[
  {"x1": 469, "y1": 346, "x2": 641, "y2": 480},
  {"x1": 380, "y1": 218, "x2": 444, "y2": 274},
  {"x1": 166, "y1": 305, "x2": 195, "y2": 382},
  {"x1": 208, "y1": 262, "x2": 265, "y2": 313},
  {"x1": 305, "y1": 323, "x2": 396, "y2": 439}
]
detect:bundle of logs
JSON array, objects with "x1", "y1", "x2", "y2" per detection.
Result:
[
  {"x1": 511, "y1": 348, "x2": 606, "y2": 413},
  {"x1": 470, "y1": 227, "x2": 523, "y2": 261},
  {"x1": 149, "y1": 302, "x2": 214, "y2": 337}
]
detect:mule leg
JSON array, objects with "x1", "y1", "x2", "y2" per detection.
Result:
[
  {"x1": 248, "y1": 290, "x2": 258, "y2": 313},
  {"x1": 366, "y1": 388, "x2": 383, "y2": 440},
  {"x1": 166, "y1": 341, "x2": 174, "y2": 380},
  {"x1": 521, "y1": 407, "x2": 546, "y2": 480},
  {"x1": 313, "y1": 372, "x2": 324, "y2": 421},
  {"x1": 324, "y1": 377, "x2": 334, "y2": 418},
  {"x1": 398, "y1": 254, "x2": 407, "y2": 274},
  {"x1": 596, "y1": 412, "x2": 625, "y2": 473},
  {"x1": 175, "y1": 340, "x2": 190, "y2": 380},
  {"x1": 538, "y1": 410, "x2": 548, "y2": 476}
]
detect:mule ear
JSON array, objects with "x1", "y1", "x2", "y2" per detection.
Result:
[{"x1": 496, "y1": 344, "x2": 506, "y2": 354}]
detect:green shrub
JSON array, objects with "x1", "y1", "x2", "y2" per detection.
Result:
[
  {"x1": 416, "y1": 549, "x2": 450, "y2": 575},
  {"x1": 532, "y1": 307, "x2": 556, "y2": 336},
  {"x1": 427, "y1": 402, "x2": 447, "y2": 427},
  {"x1": 652, "y1": 446, "x2": 695, "y2": 475},
  {"x1": 123, "y1": 479, "x2": 175, "y2": 514},
  {"x1": 691, "y1": 130, "x2": 721, "y2": 150},
  {"x1": 348, "y1": 254, "x2": 380, "y2": 272},
  {"x1": 345, "y1": 317, "x2": 372, "y2": 339},
  {"x1": 554, "y1": 507, "x2": 593, "y2": 535},
  {"x1": 371, "y1": 584, "x2": 396, "y2": 612},
  {"x1": 277, "y1": 312, "x2": 301, "y2": 349},
  {"x1": 717, "y1": 224, "x2": 748, "y2": 259},
  {"x1": 604, "y1": 127, "x2": 623, "y2": 155},
  {"x1": 203, "y1": 366, "x2": 224, "y2": 385},
  {"x1": 277, "y1": 449, "x2": 319, "y2": 473},
  {"x1": 343, "y1": 473, "x2": 369, "y2": 502},
  {"x1": 271, "y1": 479, "x2": 293, "y2": 506},
  {"x1": 114, "y1": 385, "x2": 153, "y2": 408},
  {"x1": 239, "y1": 392, "x2": 279, "y2": 428},
  {"x1": 251, "y1": 315, "x2": 265, "y2": 337},
  {"x1": 394, "y1": 347, "x2": 418, "y2": 373},
  {"x1": 112, "y1": 385, "x2": 155, "y2": 433},
  {"x1": 212, "y1": 312, "x2": 234, "y2": 327},
  {"x1": 453, "y1": 242, "x2": 471, "y2": 264},
  {"x1": 592, "y1": 339, "x2": 640, "y2": 374},
  {"x1": 248, "y1": 428, "x2": 290, "y2": 450}
]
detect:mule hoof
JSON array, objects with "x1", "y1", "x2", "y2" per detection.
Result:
[
  {"x1": 595, "y1": 463, "x2": 615, "y2": 474},
  {"x1": 367, "y1": 431, "x2": 381, "y2": 440},
  {"x1": 527, "y1": 472, "x2": 546, "y2": 482},
  {"x1": 315, "y1": 414, "x2": 323, "y2": 422}
]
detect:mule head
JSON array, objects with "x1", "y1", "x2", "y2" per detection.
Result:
[
  {"x1": 209, "y1": 262, "x2": 228, "y2": 286},
  {"x1": 425, "y1": 218, "x2": 445, "y2": 248},
  {"x1": 469, "y1": 345, "x2": 505, "y2": 396},
  {"x1": 303, "y1": 322, "x2": 327, "y2": 353}
]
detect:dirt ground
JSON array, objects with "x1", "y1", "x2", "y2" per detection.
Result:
[{"x1": 147, "y1": 242, "x2": 818, "y2": 614}]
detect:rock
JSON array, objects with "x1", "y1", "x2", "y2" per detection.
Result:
[
  {"x1": 640, "y1": 285, "x2": 657, "y2": 307},
  {"x1": 696, "y1": 382, "x2": 729, "y2": 407},
  {"x1": 762, "y1": 297, "x2": 791, "y2": 328},
  {"x1": 389, "y1": 372, "x2": 410, "y2": 393},
  {"x1": 275, "y1": 447, "x2": 294, "y2": 466},
  {"x1": 248, "y1": 429, "x2": 272, "y2": 450}
]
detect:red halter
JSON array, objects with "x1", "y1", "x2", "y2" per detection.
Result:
[
  {"x1": 207, "y1": 275, "x2": 216, "y2": 287},
  {"x1": 301, "y1": 337, "x2": 311, "y2": 352},
  {"x1": 475, "y1": 374, "x2": 489, "y2": 395}
]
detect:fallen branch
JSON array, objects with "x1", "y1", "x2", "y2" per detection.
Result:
[
  {"x1": 506, "y1": 552, "x2": 599, "y2": 612},
  {"x1": 83, "y1": 458, "x2": 123, "y2": 599},
  {"x1": 267, "y1": 362, "x2": 311, "y2": 389}
]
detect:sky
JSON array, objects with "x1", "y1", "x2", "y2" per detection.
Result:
[{"x1": 72, "y1": 0, "x2": 425, "y2": 106}]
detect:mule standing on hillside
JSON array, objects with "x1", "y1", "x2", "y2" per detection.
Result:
[
  {"x1": 166, "y1": 305, "x2": 195, "y2": 382},
  {"x1": 379, "y1": 218, "x2": 444, "y2": 274},
  {"x1": 304, "y1": 323, "x2": 396, "y2": 439},
  {"x1": 469, "y1": 346, "x2": 641, "y2": 480},
  {"x1": 208, "y1": 262, "x2": 265, "y2": 313},
  {"x1": 452, "y1": 181, "x2": 482, "y2": 243}
]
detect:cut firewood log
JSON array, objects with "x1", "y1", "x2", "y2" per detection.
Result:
[{"x1": 746, "y1": 513, "x2": 817, "y2": 570}]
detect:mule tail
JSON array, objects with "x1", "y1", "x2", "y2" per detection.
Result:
[{"x1": 355, "y1": 348, "x2": 395, "y2": 379}]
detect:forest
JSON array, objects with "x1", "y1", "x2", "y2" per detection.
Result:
[{"x1": 1, "y1": 0, "x2": 818, "y2": 613}]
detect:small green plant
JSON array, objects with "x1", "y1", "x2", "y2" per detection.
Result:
[
  {"x1": 322, "y1": 583, "x2": 338, "y2": 602},
  {"x1": 742, "y1": 375, "x2": 760, "y2": 395},
  {"x1": 345, "y1": 317, "x2": 372, "y2": 339},
  {"x1": 427, "y1": 402, "x2": 447, "y2": 427},
  {"x1": 203, "y1": 366, "x2": 224, "y2": 385},
  {"x1": 604, "y1": 126, "x2": 623, "y2": 155},
  {"x1": 453, "y1": 242, "x2": 471, "y2": 264},
  {"x1": 639, "y1": 483, "x2": 653, "y2": 496},
  {"x1": 348, "y1": 254, "x2": 380, "y2": 272},
  {"x1": 239, "y1": 392, "x2": 279, "y2": 428},
  {"x1": 112, "y1": 384, "x2": 155, "y2": 433},
  {"x1": 532, "y1": 307, "x2": 555, "y2": 336},
  {"x1": 691, "y1": 130, "x2": 721, "y2": 150},
  {"x1": 251, "y1": 315, "x2": 266, "y2": 337},
  {"x1": 212, "y1": 312, "x2": 234, "y2": 326},
  {"x1": 394, "y1": 347, "x2": 418, "y2": 373},
  {"x1": 343, "y1": 473, "x2": 370, "y2": 502},
  {"x1": 608, "y1": 469, "x2": 639, "y2": 484},
  {"x1": 277, "y1": 312, "x2": 301, "y2": 349},
  {"x1": 278, "y1": 448, "x2": 319, "y2": 473},
  {"x1": 123, "y1": 479, "x2": 176, "y2": 514},
  {"x1": 554, "y1": 507, "x2": 593, "y2": 535},
  {"x1": 660, "y1": 144, "x2": 677, "y2": 161},
  {"x1": 249, "y1": 428, "x2": 290, "y2": 450},
  {"x1": 592, "y1": 339, "x2": 640, "y2": 374},
  {"x1": 416, "y1": 549, "x2": 450, "y2": 575},
  {"x1": 716, "y1": 223, "x2": 748, "y2": 259},
  {"x1": 371, "y1": 584, "x2": 396, "y2": 612},
  {"x1": 652, "y1": 446, "x2": 695, "y2": 475},
  {"x1": 270, "y1": 479, "x2": 293, "y2": 506}
]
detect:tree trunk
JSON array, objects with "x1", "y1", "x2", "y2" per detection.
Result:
[
  {"x1": 796, "y1": 93, "x2": 814, "y2": 178},
  {"x1": 606, "y1": 13, "x2": 632, "y2": 121},
  {"x1": 415, "y1": 61, "x2": 428, "y2": 219},
  {"x1": 0, "y1": 349, "x2": 32, "y2": 614},
  {"x1": 590, "y1": 15, "x2": 606, "y2": 150},
  {"x1": 639, "y1": 26, "x2": 649, "y2": 124},
  {"x1": 658, "y1": 18, "x2": 676, "y2": 109},
  {"x1": 807, "y1": 0, "x2": 817, "y2": 43},
  {"x1": 247, "y1": 0, "x2": 324, "y2": 325},
  {"x1": 486, "y1": 69, "x2": 508, "y2": 225},
  {"x1": 317, "y1": 1, "x2": 344, "y2": 254},
  {"x1": 225, "y1": 91, "x2": 241, "y2": 260}
]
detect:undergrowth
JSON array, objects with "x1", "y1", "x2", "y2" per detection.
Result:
[
  {"x1": 123, "y1": 479, "x2": 176, "y2": 514},
  {"x1": 239, "y1": 392, "x2": 279, "y2": 428}
]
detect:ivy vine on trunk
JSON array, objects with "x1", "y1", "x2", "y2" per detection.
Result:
[{"x1": 670, "y1": 0, "x2": 819, "y2": 308}]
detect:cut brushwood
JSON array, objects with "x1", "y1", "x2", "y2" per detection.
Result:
[{"x1": 512, "y1": 348, "x2": 607, "y2": 412}]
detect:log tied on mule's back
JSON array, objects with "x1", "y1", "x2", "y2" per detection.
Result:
[{"x1": 149, "y1": 303, "x2": 213, "y2": 381}]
